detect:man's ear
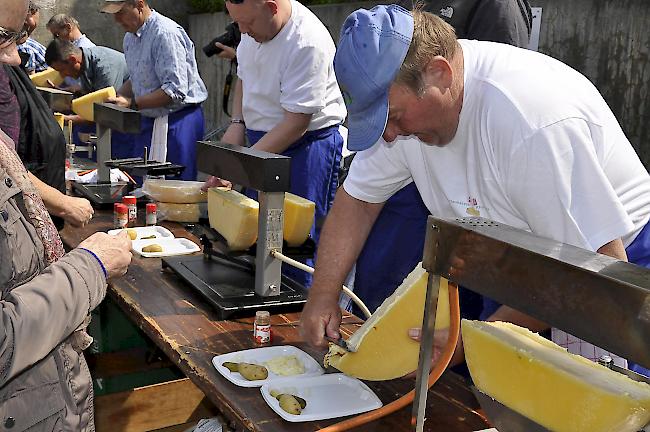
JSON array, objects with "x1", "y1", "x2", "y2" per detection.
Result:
[
  {"x1": 423, "y1": 56, "x2": 453, "y2": 91},
  {"x1": 266, "y1": 0, "x2": 279, "y2": 15}
]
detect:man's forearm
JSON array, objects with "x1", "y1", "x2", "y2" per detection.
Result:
[
  {"x1": 133, "y1": 88, "x2": 173, "y2": 110},
  {"x1": 310, "y1": 188, "x2": 384, "y2": 299},
  {"x1": 252, "y1": 111, "x2": 311, "y2": 154},
  {"x1": 117, "y1": 80, "x2": 133, "y2": 99}
]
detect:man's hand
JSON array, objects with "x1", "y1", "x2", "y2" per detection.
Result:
[
  {"x1": 215, "y1": 42, "x2": 237, "y2": 61},
  {"x1": 78, "y1": 231, "x2": 132, "y2": 279},
  {"x1": 299, "y1": 292, "x2": 343, "y2": 348},
  {"x1": 59, "y1": 196, "x2": 94, "y2": 227},
  {"x1": 201, "y1": 176, "x2": 232, "y2": 192},
  {"x1": 408, "y1": 326, "x2": 465, "y2": 369},
  {"x1": 106, "y1": 95, "x2": 131, "y2": 109}
]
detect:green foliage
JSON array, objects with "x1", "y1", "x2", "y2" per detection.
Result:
[{"x1": 188, "y1": 0, "x2": 358, "y2": 14}]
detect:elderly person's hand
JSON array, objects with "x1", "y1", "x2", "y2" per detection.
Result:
[
  {"x1": 106, "y1": 95, "x2": 131, "y2": 109},
  {"x1": 299, "y1": 291, "x2": 343, "y2": 348},
  {"x1": 78, "y1": 231, "x2": 132, "y2": 279},
  {"x1": 201, "y1": 176, "x2": 232, "y2": 192},
  {"x1": 59, "y1": 196, "x2": 94, "y2": 227}
]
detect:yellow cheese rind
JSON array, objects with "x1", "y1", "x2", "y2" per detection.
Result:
[
  {"x1": 325, "y1": 264, "x2": 450, "y2": 381},
  {"x1": 208, "y1": 188, "x2": 259, "y2": 250},
  {"x1": 283, "y1": 192, "x2": 315, "y2": 246},
  {"x1": 462, "y1": 320, "x2": 650, "y2": 432},
  {"x1": 71, "y1": 87, "x2": 116, "y2": 121},
  {"x1": 30, "y1": 68, "x2": 64, "y2": 87},
  {"x1": 144, "y1": 179, "x2": 207, "y2": 203}
]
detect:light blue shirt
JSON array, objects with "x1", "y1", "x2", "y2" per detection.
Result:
[
  {"x1": 17, "y1": 38, "x2": 47, "y2": 73},
  {"x1": 73, "y1": 34, "x2": 96, "y2": 49},
  {"x1": 123, "y1": 10, "x2": 207, "y2": 118}
]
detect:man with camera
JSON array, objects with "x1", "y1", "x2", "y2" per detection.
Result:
[
  {"x1": 102, "y1": 0, "x2": 208, "y2": 181},
  {"x1": 203, "y1": 0, "x2": 347, "y2": 288}
]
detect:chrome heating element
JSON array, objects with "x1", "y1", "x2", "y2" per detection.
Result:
[{"x1": 413, "y1": 216, "x2": 650, "y2": 431}]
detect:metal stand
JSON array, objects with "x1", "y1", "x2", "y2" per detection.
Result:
[
  {"x1": 72, "y1": 103, "x2": 140, "y2": 206},
  {"x1": 414, "y1": 216, "x2": 650, "y2": 431},
  {"x1": 162, "y1": 141, "x2": 309, "y2": 318}
]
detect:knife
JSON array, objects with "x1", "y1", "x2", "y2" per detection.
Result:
[{"x1": 325, "y1": 336, "x2": 355, "y2": 352}]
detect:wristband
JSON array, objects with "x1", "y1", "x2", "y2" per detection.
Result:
[
  {"x1": 230, "y1": 118, "x2": 245, "y2": 126},
  {"x1": 79, "y1": 248, "x2": 108, "y2": 279}
]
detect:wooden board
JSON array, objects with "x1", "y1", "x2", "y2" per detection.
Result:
[{"x1": 61, "y1": 212, "x2": 490, "y2": 432}]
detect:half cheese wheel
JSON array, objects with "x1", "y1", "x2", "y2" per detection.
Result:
[
  {"x1": 324, "y1": 264, "x2": 450, "y2": 381},
  {"x1": 71, "y1": 86, "x2": 116, "y2": 121},
  {"x1": 463, "y1": 319, "x2": 650, "y2": 432},
  {"x1": 30, "y1": 68, "x2": 64, "y2": 87}
]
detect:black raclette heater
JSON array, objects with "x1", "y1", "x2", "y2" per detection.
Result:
[
  {"x1": 72, "y1": 103, "x2": 185, "y2": 207},
  {"x1": 162, "y1": 141, "x2": 309, "y2": 319},
  {"x1": 71, "y1": 103, "x2": 139, "y2": 206}
]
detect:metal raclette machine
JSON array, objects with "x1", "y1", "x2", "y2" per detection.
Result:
[
  {"x1": 413, "y1": 216, "x2": 650, "y2": 432},
  {"x1": 162, "y1": 141, "x2": 310, "y2": 319},
  {"x1": 72, "y1": 103, "x2": 185, "y2": 207}
]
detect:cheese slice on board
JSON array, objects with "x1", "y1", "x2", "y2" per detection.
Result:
[
  {"x1": 462, "y1": 320, "x2": 650, "y2": 432},
  {"x1": 71, "y1": 86, "x2": 116, "y2": 121},
  {"x1": 208, "y1": 188, "x2": 259, "y2": 250},
  {"x1": 324, "y1": 264, "x2": 450, "y2": 381},
  {"x1": 283, "y1": 192, "x2": 315, "y2": 246},
  {"x1": 30, "y1": 68, "x2": 64, "y2": 87}
]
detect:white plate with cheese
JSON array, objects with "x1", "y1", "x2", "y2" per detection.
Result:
[
  {"x1": 260, "y1": 373, "x2": 382, "y2": 422},
  {"x1": 212, "y1": 345, "x2": 324, "y2": 388},
  {"x1": 132, "y1": 237, "x2": 200, "y2": 258},
  {"x1": 108, "y1": 226, "x2": 174, "y2": 240}
]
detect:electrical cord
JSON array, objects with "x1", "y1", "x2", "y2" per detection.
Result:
[{"x1": 270, "y1": 250, "x2": 372, "y2": 319}]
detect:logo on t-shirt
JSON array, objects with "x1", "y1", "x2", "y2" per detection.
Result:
[
  {"x1": 439, "y1": 6, "x2": 454, "y2": 19},
  {"x1": 449, "y1": 196, "x2": 485, "y2": 217}
]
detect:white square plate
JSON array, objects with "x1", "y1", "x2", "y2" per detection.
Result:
[
  {"x1": 132, "y1": 237, "x2": 200, "y2": 257},
  {"x1": 260, "y1": 373, "x2": 382, "y2": 422},
  {"x1": 108, "y1": 226, "x2": 174, "y2": 240},
  {"x1": 212, "y1": 345, "x2": 324, "y2": 388}
]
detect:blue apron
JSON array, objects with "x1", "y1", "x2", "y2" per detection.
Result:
[
  {"x1": 246, "y1": 125, "x2": 343, "y2": 288},
  {"x1": 134, "y1": 105, "x2": 205, "y2": 181}
]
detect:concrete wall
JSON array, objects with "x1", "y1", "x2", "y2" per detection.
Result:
[
  {"x1": 31, "y1": 0, "x2": 191, "y2": 51},
  {"x1": 189, "y1": 0, "x2": 650, "y2": 168}
]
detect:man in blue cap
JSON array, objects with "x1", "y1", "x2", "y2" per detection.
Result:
[{"x1": 300, "y1": 4, "x2": 650, "y2": 374}]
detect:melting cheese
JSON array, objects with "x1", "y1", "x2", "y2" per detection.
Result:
[
  {"x1": 208, "y1": 188, "x2": 259, "y2": 251},
  {"x1": 324, "y1": 264, "x2": 450, "y2": 381},
  {"x1": 283, "y1": 192, "x2": 315, "y2": 247},
  {"x1": 463, "y1": 319, "x2": 650, "y2": 432}
]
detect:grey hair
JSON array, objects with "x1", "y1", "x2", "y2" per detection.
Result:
[{"x1": 46, "y1": 13, "x2": 80, "y2": 31}]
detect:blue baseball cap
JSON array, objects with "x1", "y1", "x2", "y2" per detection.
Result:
[{"x1": 335, "y1": 5, "x2": 414, "y2": 152}]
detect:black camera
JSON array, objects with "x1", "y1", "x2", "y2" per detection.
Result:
[{"x1": 203, "y1": 22, "x2": 241, "y2": 57}]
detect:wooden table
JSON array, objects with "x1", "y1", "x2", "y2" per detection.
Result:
[{"x1": 60, "y1": 210, "x2": 490, "y2": 432}]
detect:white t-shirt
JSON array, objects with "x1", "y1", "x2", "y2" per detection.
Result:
[
  {"x1": 345, "y1": 39, "x2": 650, "y2": 252},
  {"x1": 236, "y1": 0, "x2": 346, "y2": 132},
  {"x1": 344, "y1": 40, "x2": 650, "y2": 365}
]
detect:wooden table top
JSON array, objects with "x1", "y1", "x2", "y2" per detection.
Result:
[{"x1": 60, "y1": 210, "x2": 490, "y2": 432}]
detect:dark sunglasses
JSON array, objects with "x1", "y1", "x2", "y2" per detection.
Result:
[
  {"x1": 226, "y1": 0, "x2": 245, "y2": 4},
  {"x1": 0, "y1": 26, "x2": 28, "y2": 48}
]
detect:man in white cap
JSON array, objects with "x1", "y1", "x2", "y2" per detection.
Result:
[
  {"x1": 102, "y1": 0, "x2": 208, "y2": 180},
  {"x1": 299, "y1": 4, "x2": 650, "y2": 375}
]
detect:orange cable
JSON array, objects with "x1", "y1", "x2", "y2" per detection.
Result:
[{"x1": 317, "y1": 282, "x2": 461, "y2": 432}]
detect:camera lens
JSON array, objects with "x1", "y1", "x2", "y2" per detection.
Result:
[{"x1": 202, "y1": 22, "x2": 241, "y2": 57}]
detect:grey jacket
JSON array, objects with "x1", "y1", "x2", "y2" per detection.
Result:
[{"x1": 0, "y1": 167, "x2": 107, "y2": 431}]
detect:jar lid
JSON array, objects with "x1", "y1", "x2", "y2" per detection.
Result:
[
  {"x1": 255, "y1": 310, "x2": 270, "y2": 319},
  {"x1": 123, "y1": 195, "x2": 137, "y2": 204},
  {"x1": 115, "y1": 203, "x2": 128, "y2": 214},
  {"x1": 146, "y1": 203, "x2": 157, "y2": 211}
]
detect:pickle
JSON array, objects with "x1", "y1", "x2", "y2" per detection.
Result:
[
  {"x1": 142, "y1": 244, "x2": 163, "y2": 253},
  {"x1": 141, "y1": 234, "x2": 156, "y2": 240}
]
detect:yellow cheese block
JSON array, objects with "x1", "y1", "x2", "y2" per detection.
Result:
[
  {"x1": 208, "y1": 188, "x2": 259, "y2": 250},
  {"x1": 462, "y1": 320, "x2": 650, "y2": 432},
  {"x1": 207, "y1": 189, "x2": 316, "y2": 250},
  {"x1": 30, "y1": 68, "x2": 64, "y2": 87},
  {"x1": 324, "y1": 264, "x2": 450, "y2": 381},
  {"x1": 157, "y1": 202, "x2": 206, "y2": 223},
  {"x1": 283, "y1": 192, "x2": 315, "y2": 246},
  {"x1": 144, "y1": 179, "x2": 207, "y2": 203},
  {"x1": 71, "y1": 86, "x2": 116, "y2": 121}
]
